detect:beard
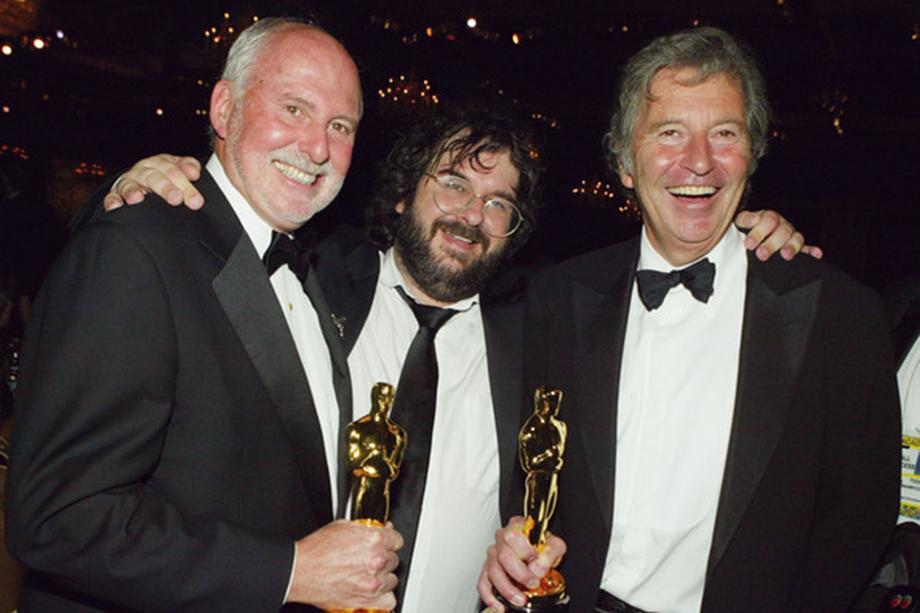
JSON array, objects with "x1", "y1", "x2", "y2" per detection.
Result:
[{"x1": 394, "y1": 213, "x2": 507, "y2": 304}]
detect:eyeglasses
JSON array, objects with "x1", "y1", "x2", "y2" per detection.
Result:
[{"x1": 425, "y1": 173, "x2": 523, "y2": 238}]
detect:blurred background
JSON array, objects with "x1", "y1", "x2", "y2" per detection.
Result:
[{"x1": 1, "y1": 0, "x2": 918, "y2": 297}]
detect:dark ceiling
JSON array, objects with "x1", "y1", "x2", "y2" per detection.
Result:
[{"x1": 1, "y1": 0, "x2": 919, "y2": 284}]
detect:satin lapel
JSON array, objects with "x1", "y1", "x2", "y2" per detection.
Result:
[
  {"x1": 707, "y1": 257, "x2": 819, "y2": 575},
  {"x1": 302, "y1": 268, "x2": 353, "y2": 518},
  {"x1": 482, "y1": 297, "x2": 526, "y2": 521},
  {"x1": 313, "y1": 235, "x2": 379, "y2": 356},
  {"x1": 311, "y1": 233, "x2": 379, "y2": 516},
  {"x1": 202, "y1": 185, "x2": 333, "y2": 526},
  {"x1": 571, "y1": 246, "x2": 636, "y2": 534}
]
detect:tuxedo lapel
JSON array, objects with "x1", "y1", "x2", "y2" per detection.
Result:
[
  {"x1": 570, "y1": 242, "x2": 637, "y2": 534},
  {"x1": 311, "y1": 231, "x2": 380, "y2": 516},
  {"x1": 482, "y1": 277, "x2": 527, "y2": 521},
  {"x1": 707, "y1": 255, "x2": 819, "y2": 575},
  {"x1": 312, "y1": 229, "x2": 379, "y2": 355},
  {"x1": 198, "y1": 174, "x2": 333, "y2": 526}
]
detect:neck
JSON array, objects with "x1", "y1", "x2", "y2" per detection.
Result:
[{"x1": 645, "y1": 226, "x2": 724, "y2": 267}]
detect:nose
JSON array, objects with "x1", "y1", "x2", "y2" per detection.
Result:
[
  {"x1": 457, "y1": 195, "x2": 486, "y2": 227},
  {"x1": 681, "y1": 133, "x2": 715, "y2": 176},
  {"x1": 298, "y1": 124, "x2": 330, "y2": 166}
]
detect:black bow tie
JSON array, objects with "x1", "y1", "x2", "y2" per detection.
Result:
[
  {"x1": 262, "y1": 230, "x2": 313, "y2": 280},
  {"x1": 635, "y1": 258, "x2": 716, "y2": 311}
]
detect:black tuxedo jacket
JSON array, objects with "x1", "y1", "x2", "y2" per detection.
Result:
[
  {"x1": 311, "y1": 226, "x2": 527, "y2": 527},
  {"x1": 6, "y1": 171, "x2": 336, "y2": 612},
  {"x1": 526, "y1": 237, "x2": 901, "y2": 613}
]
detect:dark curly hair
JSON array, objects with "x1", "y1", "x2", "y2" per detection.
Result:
[{"x1": 366, "y1": 104, "x2": 544, "y2": 257}]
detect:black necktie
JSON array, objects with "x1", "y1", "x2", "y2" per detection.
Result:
[
  {"x1": 389, "y1": 286, "x2": 457, "y2": 608},
  {"x1": 636, "y1": 258, "x2": 716, "y2": 311}
]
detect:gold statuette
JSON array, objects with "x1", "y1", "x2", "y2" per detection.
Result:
[
  {"x1": 328, "y1": 382, "x2": 406, "y2": 613},
  {"x1": 499, "y1": 386, "x2": 570, "y2": 612}
]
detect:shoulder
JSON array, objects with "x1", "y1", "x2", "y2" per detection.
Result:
[
  {"x1": 751, "y1": 253, "x2": 888, "y2": 330},
  {"x1": 532, "y1": 237, "x2": 639, "y2": 292}
]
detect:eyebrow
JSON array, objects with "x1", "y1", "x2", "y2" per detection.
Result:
[
  {"x1": 647, "y1": 118, "x2": 745, "y2": 132},
  {"x1": 436, "y1": 167, "x2": 520, "y2": 203},
  {"x1": 284, "y1": 94, "x2": 360, "y2": 126}
]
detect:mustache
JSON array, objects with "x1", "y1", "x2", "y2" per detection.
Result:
[
  {"x1": 432, "y1": 219, "x2": 489, "y2": 248},
  {"x1": 271, "y1": 150, "x2": 332, "y2": 177}
]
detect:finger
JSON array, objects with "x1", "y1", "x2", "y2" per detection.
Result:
[
  {"x1": 177, "y1": 156, "x2": 202, "y2": 181},
  {"x1": 365, "y1": 590, "x2": 397, "y2": 611},
  {"x1": 776, "y1": 231, "x2": 805, "y2": 260},
  {"x1": 113, "y1": 179, "x2": 149, "y2": 205},
  {"x1": 742, "y1": 210, "x2": 780, "y2": 252},
  {"x1": 381, "y1": 525, "x2": 404, "y2": 552},
  {"x1": 103, "y1": 191, "x2": 126, "y2": 211},
  {"x1": 478, "y1": 568, "x2": 507, "y2": 613},
  {"x1": 138, "y1": 168, "x2": 191, "y2": 207},
  {"x1": 734, "y1": 209, "x2": 760, "y2": 230},
  {"x1": 800, "y1": 244, "x2": 823, "y2": 259},
  {"x1": 755, "y1": 225, "x2": 796, "y2": 262},
  {"x1": 485, "y1": 552, "x2": 528, "y2": 609},
  {"x1": 500, "y1": 524, "x2": 538, "y2": 563},
  {"x1": 531, "y1": 533, "x2": 567, "y2": 577},
  {"x1": 495, "y1": 538, "x2": 540, "y2": 589}
]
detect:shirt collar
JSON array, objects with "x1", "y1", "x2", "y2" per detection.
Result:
[
  {"x1": 379, "y1": 247, "x2": 479, "y2": 311},
  {"x1": 206, "y1": 154, "x2": 275, "y2": 257}
]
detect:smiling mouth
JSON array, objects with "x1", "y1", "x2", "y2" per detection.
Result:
[
  {"x1": 272, "y1": 160, "x2": 319, "y2": 186},
  {"x1": 435, "y1": 220, "x2": 487, "y2": 252},
  {"x1": 666, "y1": 185, "x2": 719, "y2": 198}
]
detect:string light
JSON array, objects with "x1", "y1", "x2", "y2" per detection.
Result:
[
  {"x1": 1, "y1": 45, "x2": 12, "y2": 56},
  {"x1": 377, "y1": 74, "x2": 440, "y2": 109},
  {"x1": 73, "y1": 161, "x2": 106, "y2": 177},
  {"x1": 32, "y1": 37, "x2": 45, "y2": 49},
  {"x1": 819, "y1": 90, "x2": 847, "y2": 136},
  {"x1": 0, "y1": 145, "x2": 29, "y2": 160},
  {"x1": 466, "y1": 17, "x2": 478, "y2": 29}
]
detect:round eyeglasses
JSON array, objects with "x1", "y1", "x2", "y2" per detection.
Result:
[{"x1": 425, "y1": 173, "x2": 523, "y2": 238}]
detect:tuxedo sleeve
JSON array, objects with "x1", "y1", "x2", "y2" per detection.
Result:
[
  {"x1": 802, "y1": 284, "x2": 901, "y2": 611},
  {"x1": 5, "y1": 221, "x2": 294, "y2": 612}
]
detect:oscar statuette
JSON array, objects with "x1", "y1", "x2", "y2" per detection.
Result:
[
  {"x1": 327, "y1": 382, "x2": 407, "y2": 613},
  {"x1": 497, "y1": 386, "x2": 570, "y2": 612}
]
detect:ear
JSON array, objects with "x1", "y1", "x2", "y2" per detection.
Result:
[
  {"x1": 395, "y1": 200, "x2": 406, "y2": 214},
  {"x1": 210, "y1": 80, "x2": 235, "y2": 140},
  {"x1": 617, "y1": 161, "x2": 635, "y2": 190}
]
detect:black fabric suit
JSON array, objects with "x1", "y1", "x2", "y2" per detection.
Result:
[
  {"x1": 311, "y1": 226, "x2": 527, "y2": 536},
  {"x1": 525, "y1": 237, "x2": 901, "y2": 613},
  {"x1": 6, "y1": 170, "x2": 337, "y2": 612}
]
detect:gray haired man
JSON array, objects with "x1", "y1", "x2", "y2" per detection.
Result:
[{"x1": 481, "y1": 26, "x2": 899, "y2": 613}]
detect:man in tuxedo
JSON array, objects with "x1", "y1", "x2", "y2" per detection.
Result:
[
  {"x1": 5, "y1": 17, "x2": 402, "y2": 612},
  {"x1": 481, "y1": 26, "x2": 900, "y2": 613},
  {"x1": 103, "y1": 99, "x2": 818, "y2": 611}
]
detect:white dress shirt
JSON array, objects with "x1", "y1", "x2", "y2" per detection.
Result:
[
  {"x1": 601, "y1": 227, "x2": 748, "y2": 613},
  {"x1": 898, "y1": 333, "x2": 920, "y2": 523},
  {"x1": 348, "y1": 248, "x2": 501, "y2": 613},
  {"x1": 207, "y1": 156, "x2": 343, "y2": 602}
]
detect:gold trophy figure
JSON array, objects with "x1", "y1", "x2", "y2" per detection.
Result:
[
  {"x1": 328, "y1": 382, "x2": 407, "y2": 613},
  {"x1": 498, "y1": 386, "x2": 570, "y2": 612},
  {"x1": 347, "y1": 383, "x2": 407, "y2": 526}
]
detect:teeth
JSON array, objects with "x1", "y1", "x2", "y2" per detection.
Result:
[
  {"x1": 273, "y1": 161, "x2": 317, "y2": 186},
  {"x1": 449, "y1": 233, "x2": 473, "y2": 244},
  {"x1": 667, "y1": 185, "x2": 717, "y2": 197}
]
